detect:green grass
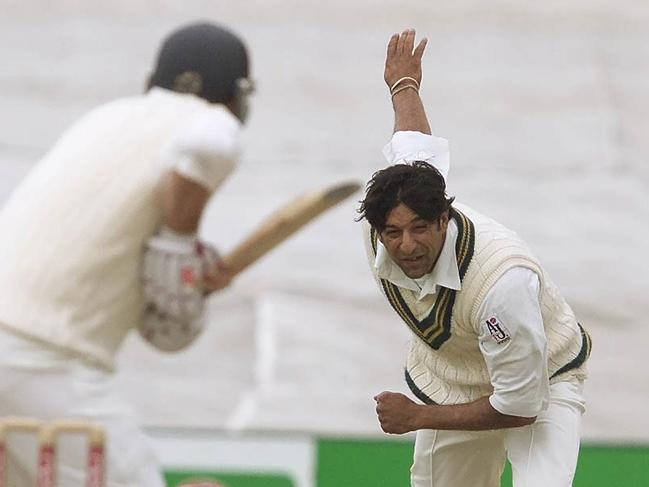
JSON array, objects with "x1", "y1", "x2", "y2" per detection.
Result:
[
  {"x1": 316, "y1": 439, "x2": 649, "y2": 487},
  {"x1": 574, "y1": 446, "x2": 649, "y2": 487},
  {"x1": 163, "y1": 440, "x2": 649, "y2": 487},
  {"x1": 317, "y1": 439, "x2": 413, "y2": 487},
  {"x1": 164, "y1": 470, "x2": 295, "y2": 487}
]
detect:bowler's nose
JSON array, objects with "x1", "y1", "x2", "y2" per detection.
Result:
[{"x1": 400, "y1": 231, "x2": 417, "y2": 254}]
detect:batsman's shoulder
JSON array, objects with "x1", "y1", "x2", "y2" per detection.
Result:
[{"x1": 177, "y1": 106, "x2": 242, "y2": 160}]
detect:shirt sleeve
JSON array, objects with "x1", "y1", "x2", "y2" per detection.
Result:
[
  {"x1": 382, "y1": 131, "x2": 450, "y2": 181},
  {"x1": 476, "y1": 267, "x2": 550, "y2": 418},
  {"x1": 164, "y1": 107, "x2": 242, "y2": 192}
]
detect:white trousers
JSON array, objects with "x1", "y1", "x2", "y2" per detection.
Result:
[
  {"x1": 0, "y1": 329, "x2": 165, "y2": 487},
  {"x1": 410, "y1": 380, "x2": 585, "y2": 487}
]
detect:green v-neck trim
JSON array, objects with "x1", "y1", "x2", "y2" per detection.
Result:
[{"x1": 370, "y1": 207, "x2": 475, "y2": 350}]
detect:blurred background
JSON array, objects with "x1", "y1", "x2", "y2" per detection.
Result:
[{"x1": 1, "y1": 1, "x2": 648, "y2": 486}]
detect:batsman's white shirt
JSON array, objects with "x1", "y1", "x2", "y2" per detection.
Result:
[{"x1": 0, "y1": 88, "x2": 240, "y2": 371}]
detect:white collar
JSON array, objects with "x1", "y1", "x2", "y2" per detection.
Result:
[{"x1": 374, "y1": 219, "x2": 461, "y2": 301}]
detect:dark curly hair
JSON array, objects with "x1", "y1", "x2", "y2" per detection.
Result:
[{"x1": 357, "y1": 161, "x2": 455, "y2": 232}]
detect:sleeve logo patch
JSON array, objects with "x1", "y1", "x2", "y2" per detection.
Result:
[{"x1": 485, "y1": 316, "x2": 511, "y2": 344}]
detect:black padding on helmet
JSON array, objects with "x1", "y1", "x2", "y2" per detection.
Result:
[{"x1": 149, "y1": 22, "x2": 249, "y2": 103}]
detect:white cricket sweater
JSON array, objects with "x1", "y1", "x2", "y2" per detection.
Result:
[{"x1": 365, "y1": 203, "x2": 591, "y2": 405}]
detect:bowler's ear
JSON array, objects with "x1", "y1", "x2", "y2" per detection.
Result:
[{"x1": 439, "y1": 211, "x2": 449, "y2": 230}]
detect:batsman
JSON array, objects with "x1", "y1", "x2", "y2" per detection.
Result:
[
  {"x1": 361, "y1": 29, "x2": 592, "y2": 486},
  {"x1": 0, "y1": 22, "x2": 253, "y2": 486}
]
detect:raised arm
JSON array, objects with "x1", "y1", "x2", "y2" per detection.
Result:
[
  {"x1": 384, "y1": 29, "x2": 430, "y2": 134},
  {"x1": 381, "y1": 30, "x2": 449, "y2": 179}
]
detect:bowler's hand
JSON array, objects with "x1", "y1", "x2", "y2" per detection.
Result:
[
  {"x1": 384, "y1": 29, "x2": 428, "y2": 89},
  {"x1": 374, "y1": 391, "x2": 422, "y2": 434}
]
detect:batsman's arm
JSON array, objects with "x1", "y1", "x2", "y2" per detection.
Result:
[
  {"x1": 140, "y1": 175, "x2": 226, "y2": 352},
  {"x1": 159, "y1": 170, "x2": 233, "y2": 293},
  {"x1": 161, "y1": 171, "x2": 211, "y2": 234},
  {"x1": 160, "y1": 109, "x2": 241, "y2": 234},
  {"x1": 156, "y1": 110, "x2": 243, "y2": 291},
  {"x1": 384, "y1": 29, "x2": 431, "y2": 134}
]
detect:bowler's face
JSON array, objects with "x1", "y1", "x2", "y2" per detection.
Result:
[{"x1": 379, "y1": 203, "x2": 448, "y2": 279}]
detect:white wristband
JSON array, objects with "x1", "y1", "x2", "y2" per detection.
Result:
[
  {"x1": 391, "y1": 84, "x2": 419, "y2": 98},
  {"x1": 390, "y1": 76, "x2": 420, "y2": 93}
]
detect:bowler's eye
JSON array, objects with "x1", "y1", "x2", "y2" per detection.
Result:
[{"x1": 413, "y1": 224, "x2": 429, "y2": 232}]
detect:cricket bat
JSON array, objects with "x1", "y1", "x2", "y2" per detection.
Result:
[{"x1": 222, "y1": 181, "x2": 361, "y2": 275}]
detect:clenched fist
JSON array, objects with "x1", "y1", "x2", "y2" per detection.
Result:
[{"x1": 374, "y1": 391, "x2": 423, "y2": 434}]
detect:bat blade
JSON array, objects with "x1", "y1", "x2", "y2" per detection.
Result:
[{"x1": 222, "y1": 181, "x2": 361, "y2": 275}]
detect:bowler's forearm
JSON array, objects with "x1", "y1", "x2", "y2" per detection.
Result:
[
  {"x1": 413, "y1": 396, "x2": 536, "y2": 431},
  {"x1": 392, "y1": 88, "x2": 431, "y2": 135}
]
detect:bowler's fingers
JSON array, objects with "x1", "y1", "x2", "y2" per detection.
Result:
[
  {"x1": 396, "y1": 29, "x2": 408, "y2": 54},
  {"x1": 404, "y1": 29, "x2": 416, "y2": 55},
  {"x1": 387, "y1": 33, "x2": 398, "y2": 58},
  {"x1": 393, "y1": 29, "x2": 421, "y2": 57},
  {"x1": 373, "y1": 391, "x2": 390, "y2": 402},
  {"x1": 414, "y1": 37, "x2": 428, "y2": 60}
]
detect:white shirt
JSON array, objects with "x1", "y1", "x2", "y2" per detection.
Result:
[
  {"x1": 0, "y1": 89, "x2": 241, "y2": 370},
  {"x1": 377, "y1": 131, "x2": 549, "y2": 417},
  {"x1": 153, "y1": 89, "x2": 241, "y2": 191}
]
